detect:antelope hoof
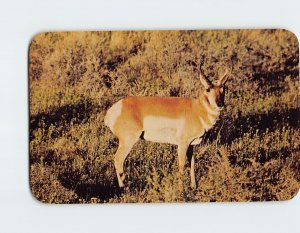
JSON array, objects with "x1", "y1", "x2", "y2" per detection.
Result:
[
  {"x1": 117, "y1": 172, "x2": 126, "y2": 188},
  {"x1": 191, "y1": 181, "x2": 196, "y2": 189}
]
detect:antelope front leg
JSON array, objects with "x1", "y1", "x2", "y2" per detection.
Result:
[
  {"x1": 187, "y1": 145, "x2": 196, "y2": 189},
  {"x1": 177, "y1": 143, "x2": 189, "y2": 176},
  {"x1": 190, "y1": 154, "x2": 196, "y2": 188}
]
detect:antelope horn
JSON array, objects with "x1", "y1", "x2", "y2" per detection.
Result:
[{"x1": 199, "y1": 63, "x2": 212, "y2": 90}]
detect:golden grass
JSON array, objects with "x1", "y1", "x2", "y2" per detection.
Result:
[{"x1": 29, "y1": 30, "x2": 299, "y2": 203}]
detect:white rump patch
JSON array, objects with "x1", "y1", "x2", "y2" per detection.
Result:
[
  {"x1": 104, "y1": 99, "x2": 123, "y2": 131},
  {"x1": 143, "y1": 116, "x2": 185, "y2": 144}
]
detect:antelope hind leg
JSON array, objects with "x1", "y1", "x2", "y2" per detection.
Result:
[{"x1": 114, "y1": 134, "x2": 140, "y2": 188}]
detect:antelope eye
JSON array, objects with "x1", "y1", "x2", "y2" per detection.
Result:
[{"x1": 206, "y1": 88, "x2": 210, "y2": 92}]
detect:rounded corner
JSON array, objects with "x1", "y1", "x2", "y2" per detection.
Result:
[
  {"x1": 29, "y1": 181, "x2": 51, "y2": 204},
  {"x1": 282, "y1": 29, "x2": 299, "y2": 47},
  {"x1": 28, "y1": 32, "x2": 47, "y2": 52},
  {"x1": 280, "y1": 188, "x2": 300, "y2": 202},
  {"x1": 290, "y1": 188, "x2": 300, "y2": 201}
]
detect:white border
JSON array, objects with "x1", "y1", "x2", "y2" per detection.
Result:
[{"x1": 0, "y1": 0, "x2": 299, "y2": 233}]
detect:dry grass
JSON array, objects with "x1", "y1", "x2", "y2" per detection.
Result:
[{"x1": 29, "y1": 30, "x2": 299, "y2": 203}]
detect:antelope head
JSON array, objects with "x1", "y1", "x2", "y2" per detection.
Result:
[{"x1": 199, "y1": 65, "x2": 231, "y2": 109}]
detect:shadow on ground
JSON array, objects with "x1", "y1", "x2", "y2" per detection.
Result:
[
  {"x1": 204, "y1": 107, "x2": 300, "y2": 145},
  {"x1": 29, "y1": 100, "x2": 94, "y2": 140},
  {"x1": 57, "y1": 168, "x2": 123, "y2": 203}
]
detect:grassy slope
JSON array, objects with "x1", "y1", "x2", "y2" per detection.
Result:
[{"x1": 29, "y1": 30, "x2": 300, "y2": 203}]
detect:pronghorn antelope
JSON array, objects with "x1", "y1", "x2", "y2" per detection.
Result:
[{"x1": 104, "y1": 65, "x2": 231, "y2": 188}]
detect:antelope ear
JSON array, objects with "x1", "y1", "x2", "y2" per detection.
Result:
[
  {"x1": 217, "y1": 68, "x2": 231, "y2": 86},
  {"x1": 200, "y1": 73, "x2": 212, "y2": 90}
]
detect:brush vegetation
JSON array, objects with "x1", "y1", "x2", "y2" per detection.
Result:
[{"x1": 29, "y1": 30, "x2": 299, "y2": 203}]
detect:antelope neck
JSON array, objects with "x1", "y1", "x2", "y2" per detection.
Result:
[
  {"x1": 201, "y1": 94, "x2": 222, "y2": 116},
  {"x1": 198, "y1": 95, "x2": 222, "y2": 131}
]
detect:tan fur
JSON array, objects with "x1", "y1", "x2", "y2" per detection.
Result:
[{"x1": 104, "y1": 68, "x2": 230, "y2": 188}]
